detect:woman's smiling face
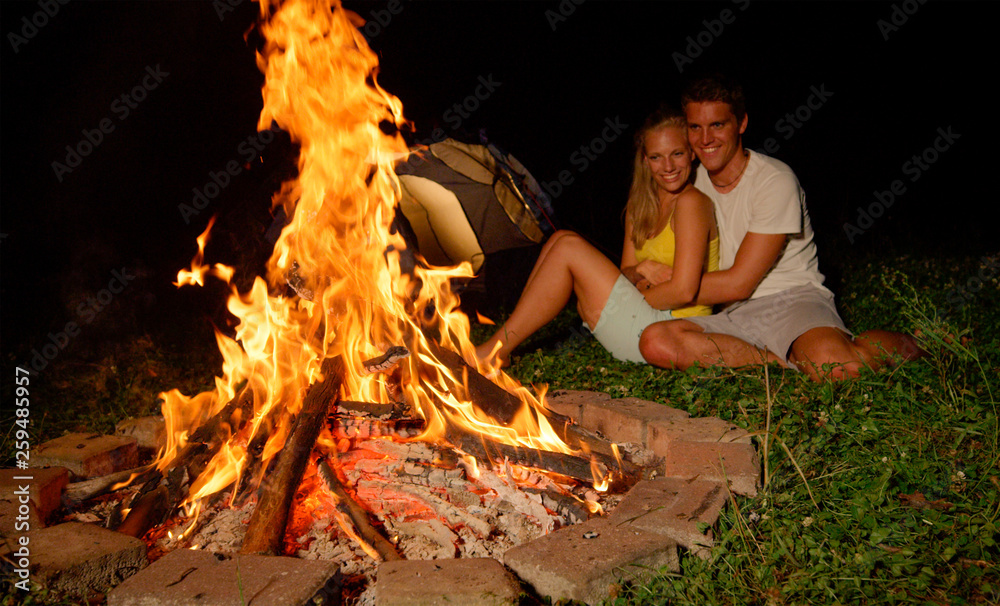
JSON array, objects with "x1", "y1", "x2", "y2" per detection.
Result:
[{"x1": 644, "y1": 125, "x2": 693, "y2": 194}]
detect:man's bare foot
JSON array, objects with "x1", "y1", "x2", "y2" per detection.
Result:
[{"x1": 913, "y1": 328, "x2": 971, "y2": 356}]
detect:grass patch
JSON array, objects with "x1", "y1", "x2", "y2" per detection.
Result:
[{"x1": 498, "y1": 252, "x2": 998, "y2": 605}]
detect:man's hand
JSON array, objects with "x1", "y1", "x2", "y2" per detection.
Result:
[{"x1": 636, "y1": 259, "x2": 673, "y2": 285}]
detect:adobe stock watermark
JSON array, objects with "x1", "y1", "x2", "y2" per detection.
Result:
[
  {"x1": 359, "y1": 0, "x2": 410, "y2": 40},
  {"x1": 540, "y1": 116, "x2": 629, "y2": 201},
  {"x1": 843, "y1": 126, "x2": 960, "y2": 243},
  {"x1": 7, "y1": 0, "x2": 70, "y2": 53},
  {"x1": 545, "y1": 0, "x2": 586, "y2": 32},
  {"x1": 178, "y1": 125, "x2": 282, "y2": 224},
  {"x1": 673, "y1": 0, "x2": 751, "y2": 73},
  {"x1": 936, "y1": 256, "x2": 1000, "y2": 320},
  {"x1": 27, "y1": 267, "x2": 137, "y2": 373},
  {"x1": 213, "y1": 0, "x2": 249, "y2": 21},
  {"x1": 396, "y1": 74, "x2": 503, "y2": 171},
  {"x1": 877, "y1": 0, "x2": 927, "y2": 41},
  {"x1": 758, "y1": 84, "x2": 834, "y2": 155},
  {"x1": 442, "y1": 74, "x2": 501, "y2": 131},
  {"x1": 51, "y1": 64, "x2": 169, "y2": 182}
]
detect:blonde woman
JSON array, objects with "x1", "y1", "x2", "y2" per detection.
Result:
[{"x1": 476, "y1": 106, "x2": 719, "y2": 366}]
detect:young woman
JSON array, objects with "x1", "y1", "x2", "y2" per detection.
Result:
[{"x1": 475, "y1": 106, "x2": 719, "y2": 366}]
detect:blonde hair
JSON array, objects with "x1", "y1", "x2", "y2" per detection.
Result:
[{"x1": 626, "y1": 106, "x2": 689, "y2": 248}]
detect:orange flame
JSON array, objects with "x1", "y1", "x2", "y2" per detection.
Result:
[{"x1": 159, "y1": 0, "x2": 599, "y2": 524}]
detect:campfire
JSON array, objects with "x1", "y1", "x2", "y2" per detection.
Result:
[{"x1": 93, "y1": 0, "x2": 650, "y2": 580}]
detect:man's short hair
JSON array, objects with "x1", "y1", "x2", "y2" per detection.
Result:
[{"x1": 681, "y1": 74, "x2": 746, "y2": 123}]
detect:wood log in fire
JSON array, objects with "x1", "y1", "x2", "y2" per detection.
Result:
[
  {"x1": 445, "y1": 428, "x2": 637, "y2": 489},
  {"x1": 426, "y1": 344, "x2": 619, "y2": 458},
  {"x1": 316, "y1": 455, "x2": 402, "y2": 562},
  {"x1": 240, "y1": 356, "x2": 345, "y2": 556},
  {"x1": 422, "y1": 343, "x2": 643, "y2": 489},
  {"x1": 64, "y1": 464, "x2": 157, "y2": 505}
]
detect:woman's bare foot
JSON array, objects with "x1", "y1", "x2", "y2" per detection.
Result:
[{"x1": 474, "y1": 341, "x2": 510, "y2": 370}]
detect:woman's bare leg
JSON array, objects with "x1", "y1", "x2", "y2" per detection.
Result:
[{"x1": 475, "y1": 231, "x2": 622, "y2": 366}]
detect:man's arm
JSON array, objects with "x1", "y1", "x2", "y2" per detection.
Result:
[
  {"x1": 620, "y1": 215, "x2": 644, "y2": 285},
  {"x1": 695, "y1": 232, "x2": 788, "y2": 306}
]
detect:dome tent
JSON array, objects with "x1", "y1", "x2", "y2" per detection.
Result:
[{"x1": 394, "y1": 137, "x2": 554, "y2": 274}]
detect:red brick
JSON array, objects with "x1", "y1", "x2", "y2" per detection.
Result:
[
  {"x1": 582, "y1": 397, "x2": 691, "y2": 444},
  {"x1": 115, "y1": 416, "x2": 166, "y2": 451},
  {"x1": 0, "y1": 467, "x2": 69, "y2": 521},
  {"x1": 544, "y1": 389, "x2": 610, "y2": 421},
  {"x1": 647, "y1": 417, "x2": 753, "y2": 454},
  {"x1": 3, "y1": 522, "x2": 147, "y2": 598},
  {"x1": 108, "y1": 548, "x2": 340, "y2": 606},
  {"x1": 659, "y1": 441, "x2": 760, "y2": 497},
  {"x1": 32, "y1": 433, "x2": 138, "y2": 480},
  {"x1": 504, "y1": 516, "x2": 678, "y2": 605},
  {"x1": 608, "y1": 478, "x2": 729, "y2": 558},
  {"x1": 376, "y1": 558, "x2": 521, "y2": 606},
  {"x1": 0, "y1": 497, "x2": 43, "y2": 535}
]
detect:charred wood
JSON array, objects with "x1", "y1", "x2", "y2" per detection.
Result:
[
  {"x1": 316, "y1": 455, "x2": 402, "y2": 562},
  {"x1": 64, "y1": 464, "x2": 157, "y2": 504},
  {"x1": 117, "y1": 485, "x2": 170, "y2": 538},
  {"x1": 232, "y1": 403, "x2": 286, "y2": 506},
  {"x1": 446, "y1": 427, "x2": 641, "y2": 493},
  {"x1": 240, "y1": 356, "x2": 345, "y2": 556}
]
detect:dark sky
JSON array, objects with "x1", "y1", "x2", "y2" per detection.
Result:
[{"x1": 1, "y1": 0, "x2": 995, "y2": 355}]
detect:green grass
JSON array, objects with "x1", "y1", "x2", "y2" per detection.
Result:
[
  {"x1": 497, "y1": 252, "x2": 999, "y2": 605},
  {"x1": 3, "y1": 252, "x2": 997, "y2": 604}
]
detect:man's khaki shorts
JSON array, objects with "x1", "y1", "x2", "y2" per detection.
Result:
[{"x1": 683, "y1": 284, "x2": 850, "y2": 362}]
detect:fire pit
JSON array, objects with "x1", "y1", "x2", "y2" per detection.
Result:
[
  {"x1": 41, "y1": 0, "x2": 628, "y2": 584},
  {"x1": 10, "y1": 1, "x2": 759, "y2": 603}
]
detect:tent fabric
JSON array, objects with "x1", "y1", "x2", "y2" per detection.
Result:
[
  {"x1": 395, "y1": 138, "x2": 548, "y2": 273},
  {"x1": 397, "y1": 174, "x2": 485, "y2": 272}
]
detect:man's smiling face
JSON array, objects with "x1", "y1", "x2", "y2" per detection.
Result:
[{"x1": 684, "y1": 100, "x2": 748, "y2": 176}]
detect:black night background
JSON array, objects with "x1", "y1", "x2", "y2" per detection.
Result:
[{"x1": 1, "y1": 0, "x2": 996, "y2": 375}]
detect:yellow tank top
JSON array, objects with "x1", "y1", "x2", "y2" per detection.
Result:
[{"x1": 635, "y1": 221, "x2": 720, "y2": 318}]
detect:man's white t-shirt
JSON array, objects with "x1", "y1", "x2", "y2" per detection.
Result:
[{"x1": 694, "y1": 151, "x2": 829, "y2": 299}]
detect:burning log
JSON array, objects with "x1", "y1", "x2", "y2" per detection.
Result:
[
  {"x1": 117, "y1": 485, "x2": 170, "y2": 538},
  {"x1": 421, "y1": 343, "x2": 642, "y2": 489},
  {"x1": 241, "y1": 356, "x2": 346, "y2": 556},
  {"x1": 232, "y1": 404, "x2": 286, "y2": 506},
  {"x1": 316, "y1": 455, "x2": 402, "y2": 562},
  {"x1": 63, "y1": 464, "x2": 157, "y2": 504},
  {"x1": 159, "y1": 385, "x2": 255, "y2": 479},
  {"x1": 361, "y1": 345, "x2": 410, "y2": 374},
  {"x1": 426, "y1": 344, "x2": 624, "y2": 458},
  {"x1": 425, "y1": 344, "x2": 524, "y2": 426},
  {"x1": 446, "y1": 429, "x2": 627, "y2": 488}
]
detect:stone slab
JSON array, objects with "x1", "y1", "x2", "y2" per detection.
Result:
[
  {"x1": 607, "y1": 478, "x2": 729, "y2": 558},
  {"x1": 504, "y1": 516, "x2": 678, "y2": 606},
  {"x1": 115, "y1": 416, "x2": 166, "y2": 451},
  {"x1": 544, "y1": 390, "x2": 611, "y2": 421},
  {"x1": 0, "y1": 467, "x2": 69, "y2": 521},
  {"x1": 375, "y1": 558, "x2": 522, "y2": 606},
  {"x1": 0, "y1": 497, "x2": 43, "y2": 536},
  {"x1": 32, "y1": 433, "x2": 138, "y2": 480},
  {"x1": 659, "y1": 441, "x2": 761, "y2": 497},
  {"x1": 108, "y1": 548, "x2": 342, "y2": 606},
  {"x1": 581, "y1": 397, "x2": 691, "y2": 445},
  {"x1": 2, "y1": 522, "x2": 147, "y2": 597}
]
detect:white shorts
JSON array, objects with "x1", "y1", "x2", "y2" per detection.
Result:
[{"x1": 587, "y1": 274, "x2": 674, "y2": 363}]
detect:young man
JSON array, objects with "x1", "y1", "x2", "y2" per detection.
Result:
[{"x1": 638, "y1": 75, "x2": 922, "y2": 381}]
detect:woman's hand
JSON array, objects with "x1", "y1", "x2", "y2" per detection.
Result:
[{"x1": 636, "y1": 259, "x2": 673, "y2": 285}]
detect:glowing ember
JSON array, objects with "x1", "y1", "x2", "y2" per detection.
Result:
[{"x1": 157, "y1": 0, "x2": 608, "y2": 538}]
